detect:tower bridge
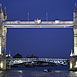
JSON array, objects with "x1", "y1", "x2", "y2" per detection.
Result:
[{"x1": 0, "y1": 2, "x2": 77, "y2": 70}]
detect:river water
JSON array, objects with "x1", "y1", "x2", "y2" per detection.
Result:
[{"x1": 0, "y1": 66, "x2": 77, "y2": 77}]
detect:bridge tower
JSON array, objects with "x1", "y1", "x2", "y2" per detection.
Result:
[
  {"x1": 70, "y1": 0, "x2": 77, "y2": 71},
  {"x1": 0, "y1": 4, "x2": 7, "y2": 70}
]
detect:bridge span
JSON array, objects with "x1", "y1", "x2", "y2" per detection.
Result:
[
  {"x1": 0, "y1": 3, "x2": 76, "y2": 70},
  {"x1": 6, "y1": 58, "x2": 69, "y2": 66}
]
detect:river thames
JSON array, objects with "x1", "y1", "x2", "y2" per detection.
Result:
[
  {"x1": 0, "y1": 66, "x2": 76, "y2": 77},
  {"x1": 0, "y1": 70, "x2": 76, "y2": 77}
]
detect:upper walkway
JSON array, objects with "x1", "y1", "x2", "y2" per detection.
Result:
[{"x1": 3, "y1": 20, "x2": 73, "y2": 28}]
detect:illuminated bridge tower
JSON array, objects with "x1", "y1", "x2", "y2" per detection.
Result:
[
  {"x1": 0, "y1": 4, "x2": 7, "y2": 70},
  {"x1": 70, "y1": 1, "x2": 77, "y2": 71}
]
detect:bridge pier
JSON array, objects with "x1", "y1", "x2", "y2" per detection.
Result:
[
  {"x1": 69, "y1": 28, "x2": 77, "y2": 71},
  {"x1": 69, "y1": 57, "x2": 77, "y2": 71},
  {"x1": 0, "y1": 59, "x2": 6, "y2": 70}
]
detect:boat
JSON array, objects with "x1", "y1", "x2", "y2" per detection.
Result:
[{"x1": 44, "y1": 68, "x2": 51, "y2": 72}]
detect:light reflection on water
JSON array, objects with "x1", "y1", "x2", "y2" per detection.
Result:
[
  {"x1": 69, "y1": 71, "x2": 77, "y2": 77},
  {"x1": 0, "y1": 66, "x2": 76, "y2": 77},
  {"x1": 17, "y1": 70, "x2": 23, "y2": 73},
  {"x1": 0, "y1": 70, "x2": 76, "y2": 77}
]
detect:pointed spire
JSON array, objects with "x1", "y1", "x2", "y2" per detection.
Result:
[
  {"x1": 4, "y1": 6, "x2": 7, "y2": 20},
  {"x1": 0, "y1": 3, "x2": 2, "y2": 7},
  {"x1": 8, "y1": 51, "x2": 11, "y2": 57},
  {"x1": 27, "y1": 12, "x2": 30, "y2": 21},
  {"x1": 70, "y1": 49, "x2": 74, "y2": 57},
  {"x1": 74, "y1": 0, "x2": 77, "y2": 12},
  {"x1": 0, "y1": 3, "x2": 2, "y2": 13},
  {"x1": 46, "y1": 12, "x2": 48, "y2": 21},
  {"x1": 4, "y1": 7, "x2": 7, "y2": 16},
  {"x1": 4, "y1": 7, "x2": 6, "y2": 10},
  {"x1": 75, "y1": 0, "x2": 77, "y2": 8}
]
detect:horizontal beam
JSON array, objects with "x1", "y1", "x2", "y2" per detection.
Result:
[
  {"x1": 4, "y1": 24, "x2": 73, "y2": 28},
  {"x1": 7, "y1": 58, "x2": 68, "y2": 61}
]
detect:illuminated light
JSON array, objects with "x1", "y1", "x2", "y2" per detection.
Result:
[
  {"x1": 0, "y1": 71, "x2": 3, "y2": 73},
  {"x1": 35, "y1": 19, "x2": 41, "y2": 24},
  {"x1": 55, "y1": 20, "x2": 60, "y2": 23},
  {"x1": 17, "y1": 70, "x2": 23, "y2": 73},
  {"x1": 74, "y1": 47, "x2": 77, "y2": 55},
  {"x1": 6, "y1": 55, "x2": 8, "y2": 57},
  {"x1": 70, "y1": 49, "x2": 74, "y2": 57},
  {"x1": 70, "y1": 61, "x2": 72, "y2": 69},
  {"x1": 4, "y1": 21, "x2": 73, "y2": 26},
  {"x1": 41, "y1": 21, "x2": 54, "y2": 24},
  {"x1": 55, "y1": 71, "x2": 61, "y2": 72},
  {"x1": 74, "y1": 61, "x2": 77, "y2": 68},
  {"x1": 19, "y1": 21, "x2": 35, "y2": 24},
  {"x1": 6, "y1": 21, "x2": 18, "y2": 24},
  {"x1": 0, "y1": 61, "x2": 3, "y2": 68},
  {"x1": 75, "y1": 72, "x2": 77, "y2": 74},
  {"x1": 73, "y1": 72, "x2": 77, "y2": 77},
  {"x1": 32, "y1": 61, "x2": 34, "y2": 63}
]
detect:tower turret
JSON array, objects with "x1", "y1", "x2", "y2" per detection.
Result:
[
  {"x1": 0, "y1": 3, "x2": 7, "y2": 24},
  {"x1": 0, "y1": 4, "x2": 4, "y2": 24},
  {"x1": 74, "y1": 0, "x2": 77, "y2": 28},
  {"x1": 3, "y1": 7, "x2": 7, "y2": 21},
  {"x1": 74, "y1": 0, "x2": 77, "y2": 12}
]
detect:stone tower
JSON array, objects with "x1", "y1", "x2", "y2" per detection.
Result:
[
  {"x1": 70, "y1": 0, "x2": 77, "y2": 71},
  {"x1": 0, "y1": 4, "x2": 7, "y2": 70}
]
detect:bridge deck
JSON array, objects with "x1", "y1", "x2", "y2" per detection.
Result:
[{"x1": 7, "y1": 58, "x2": 69, "y2": 66}]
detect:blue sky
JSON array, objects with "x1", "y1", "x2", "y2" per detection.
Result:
[
  {"x1": 0, "y1": 0, "x2": 75, "y2": 58},
  {"x1": 1, "y1": 0, "x2": 74, "y2": 21},
  {"x1": 6, "y1": 28, "x2": 73, "y2": 58}
]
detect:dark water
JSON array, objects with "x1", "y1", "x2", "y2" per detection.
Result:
[
  {"x1": 0, "y1": 70, "x2": 77, "y2": 77},
  {"x1": 0, "y1": 66, "x2": 77, "y2": 77}
]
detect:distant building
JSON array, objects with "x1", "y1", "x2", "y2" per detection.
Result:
[{"x1": 13, "y1": 53, "x2": 22, "y2": 58}]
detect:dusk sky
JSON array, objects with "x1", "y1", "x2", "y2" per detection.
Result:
[{"x1": 0, "y1": 0, "x2": 75, "y2": 58}]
